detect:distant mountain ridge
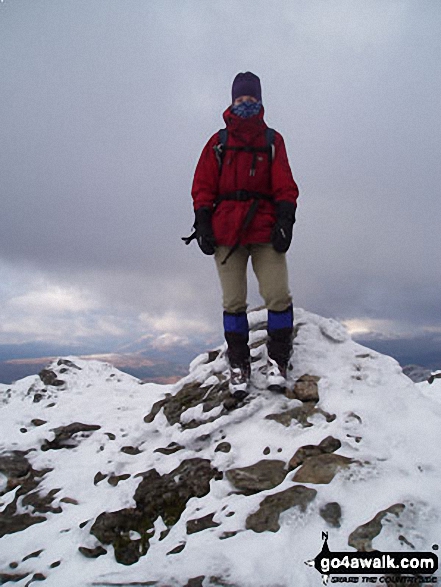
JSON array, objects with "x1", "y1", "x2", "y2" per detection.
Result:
[{"x1": 0, "y1": 353, "x2": 189, "y2": 386}]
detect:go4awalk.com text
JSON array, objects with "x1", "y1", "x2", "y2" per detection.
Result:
[
  {"x1": 318, "y1": 552, "x2": 437, "y2": 575},
  {"x1": 306, "y1": 533, "x2": 439, "y2": 584}
]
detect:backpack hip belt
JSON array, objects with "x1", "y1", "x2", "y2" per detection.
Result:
[
  {"x1": 217, "y1": 191, "x2": 274, "y2": 266},
  {"x1": 215, "y1": 190, "x2": 273, "y2": 205}
]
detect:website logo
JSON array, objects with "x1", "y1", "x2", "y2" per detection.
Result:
[{"x1": 305, "y1": 532, "x2": 438, "y2": 585}]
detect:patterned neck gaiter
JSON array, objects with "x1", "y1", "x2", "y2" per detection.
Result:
[{"x1": 231, "y1": 100, "x2": 262, "y2": 119}]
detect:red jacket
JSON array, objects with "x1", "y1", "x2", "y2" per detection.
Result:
[{"x1": 191, "y1": 106, "x2": 299, "y2": 247}]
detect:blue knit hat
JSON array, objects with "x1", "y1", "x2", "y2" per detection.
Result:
[{"x1": 232, "y1": 72, "x2": 262, "y2": 103}]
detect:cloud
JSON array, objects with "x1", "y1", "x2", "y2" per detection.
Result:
[
  {"x1": 0, "y1": 0, "x2": 440, "y2": 360},
  {"x1": 296, "y1": 1, "x2": 409, "y2": 49},
  {"x1": 9, "y1": 285, "x2": 98, "y2": 314},
  {"x1": 150, "y1": 333, "x2": 190, "y2": 351},
  {"x1": 139, "y1": 311, "x2": 215, "y2": 337},
  {"x1": 0, "y1": 264, "x2": 131, "y2": 344},
  {"x1": 342, "y1": 317, "x2": 412, "y2": 339}
]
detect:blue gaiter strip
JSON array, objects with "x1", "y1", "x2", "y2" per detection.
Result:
[
  {"x1": 223, "y1": 311, "x2": 249, "y2": 336},
  {"x1": 268, "y1": 305, "x2": 293, "y2": 332}
]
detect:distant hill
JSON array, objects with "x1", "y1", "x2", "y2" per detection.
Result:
[{"x1": 0, "y1": 353, "x2": 189, "y2": 385}]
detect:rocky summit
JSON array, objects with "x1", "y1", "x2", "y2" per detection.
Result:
[{"x1": 0, "y1": 309, "x2": 440, "y2": 587}]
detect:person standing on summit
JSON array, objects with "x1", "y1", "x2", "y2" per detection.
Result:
[{"x1": 186, "y1": 72, "x2": 299, "y2": 397}]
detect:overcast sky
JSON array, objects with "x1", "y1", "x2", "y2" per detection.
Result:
[{"x1": 1, "y1": 0, "x2": 440, "y2": 364}]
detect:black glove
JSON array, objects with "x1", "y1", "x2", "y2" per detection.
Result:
[
  {"x1": 271, "y1": 201, "x2": 296, "y2": 253},
  {"x1": 194, "y1": 207, "x2": 216, "y2": 255}
]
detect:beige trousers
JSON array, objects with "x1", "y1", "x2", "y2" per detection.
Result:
[{"x1": 214, "y1": 244, "x2": 292, "y2": 314}]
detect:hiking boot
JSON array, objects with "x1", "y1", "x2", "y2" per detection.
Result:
[
  {"x1": 266, "y1": 358, "x2": 288, "y2": 393},
  {"x1": 228, "y1": 359, "x2": 251, "y2": 396}
]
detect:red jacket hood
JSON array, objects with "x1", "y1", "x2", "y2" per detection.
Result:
[{"x1": 222, "y1": 105, "x2": 268, "y2": 145}]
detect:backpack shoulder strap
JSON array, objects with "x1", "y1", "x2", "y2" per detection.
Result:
[
  {"x1": 265, "y1": 128, "x2": 275, "y2": 161},
  {"x1": 214, "y1": 128, "x2": 228, "y2": 172},
  {"x1": 214, "y1": 127, "x2": 275, "y2": 171},
  {"x1": 218, "y1": 128, "x2": 228, "y2": 147}
]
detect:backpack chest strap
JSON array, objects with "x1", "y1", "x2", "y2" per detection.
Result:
[{"x1": 214, "y1": 127, "x2": 275, "y2": 176}]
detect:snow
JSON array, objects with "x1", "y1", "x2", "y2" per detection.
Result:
[{"x1": 0, "y1": 309, "x2": 440, "y2": 586}]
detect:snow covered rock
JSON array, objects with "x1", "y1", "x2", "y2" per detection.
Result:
[{"x1": 0, "y1": 309, "x2": 440, "y2": 586}]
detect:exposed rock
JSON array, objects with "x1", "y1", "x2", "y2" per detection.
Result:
[
  {"x1": 319, "y1": 502, "x2": 342, "y2": 527},
  {"x1": 143, "y1": 396, "x2": 170, "y2": 423},
  {"x1": 134, "y1": 459, "x2": 221, "y2": 524},
  {"x1": 57, "y1": 359, "x2": 82, "y2": 370},
  {"x1": 219, "y1": 530, "x2": 240, "y2": 540},
  {"x1": 293, "y1": 453, "x2": 355, "y2": 484},
  {"x1": 0, "y1": 451, "x2": 31, "y2": 481},
  {"x1": 207, "y1": 350, "x2": 221, "y2": 363},
  {"x1": 90, "y1": 458, "x2": 220, "y2": 565},
  {"x1": 209, "y1": 575, "x2": 242, "y2": 586},
  {"x1": 28, "y1": 572, "x2": 46, "y2": 583},
  {"x1": 107, "y1": 474, "x2": 130, "y2": 486},
  {"x1": 196, "y1": 433, "x2": 211, "y2": 443},
  {"x1": 223, "y1": 393, "x2": 249, "y2": 412},
  {"x1": 348, "y1": 504, "x2": 405, "y2": 551},
  {"x1": 0, "y1": 573, "x2": 30, "y2": 584},
  {"x1": 319, "y1": 436, "x2": 342, "y2": 453},
  {"x1": 399, "y1": 534, "x2": 415, "y2": 548},
  {"x1": 31, "y1": 419, "x2": 47, "y2": 427},
  {"x1": 288, "y1": 436, "x2": 342, "y2": 470},
  {"x1": 78, "y1": 545, "x2": 107, "y2": 558},
  {"x1": 22, "y1": 550, "x2": 44, "y2": 561},
  {"x1": 0, "y1": 452, "x2": 57, "y2": 538},
  {"x1": 145, "y1": 380, "x2": 232, "y2": 429},
  {"x1": 163, "y1": 382, "x2": 208, "y2": 426},
  {"x1": 428, "y1": 372, "x2": 441, "y2": 384},
  {"x1": 246, "y1": 485, "x2": 317, "y2": 532},
  {"x1": 90, "y1": 508, "x2": 151, "y2": 565},
  {"x1": 121, "y1": 446, "x2": 142, "y2": 455},
  {"x1": 159, "y1": 528, "x2": 171, "y2": 541},
  {"x1": 266, "y1": 404, "x2": 336, "y2": 428},
  {"x1": 38, "y1": 369, "x2": 65, "y2": 387},
  {"x1": 185, "y1": 576, "x2": 206, "y2": 587},
  {"x1": 154, "y1": 442, "x2": 185, "y2": 455},
  {"x1": 79, "y1": 520, "x2": 90, "y2": 528},
  {"x1": 41, "y1": 422, "x2": 101, "y2": 451},
  {"x1": 167, "y1": 542, "x2": 186, "y2": 555},
  {"x1": 215, "y1": 442, "x2": 231, "y2": 453},
  {"x1": 0, "y1": 512, "x2": 47, "y2": 538},
  {"x1": 286, "y1": 374, "x2": 320, "y2": 402},
  {"x1": 186, "y1": 512, "x2": 220, "y2": 534},
  {"x1": 21, "y1": 487, "x2": 62, "y2": 514},
  {"x1": 60, "y1": 497, "x2": 79, "y2": 505},
  {"x1": 93, "y1": 472, "x2": 107, "y2": 485},
  {"x1": 226, "y1": 460, "x2": 287, "y2": 495},
  {"x1": 203, "y1": 383, "x2": 230, "y2": 412}
]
